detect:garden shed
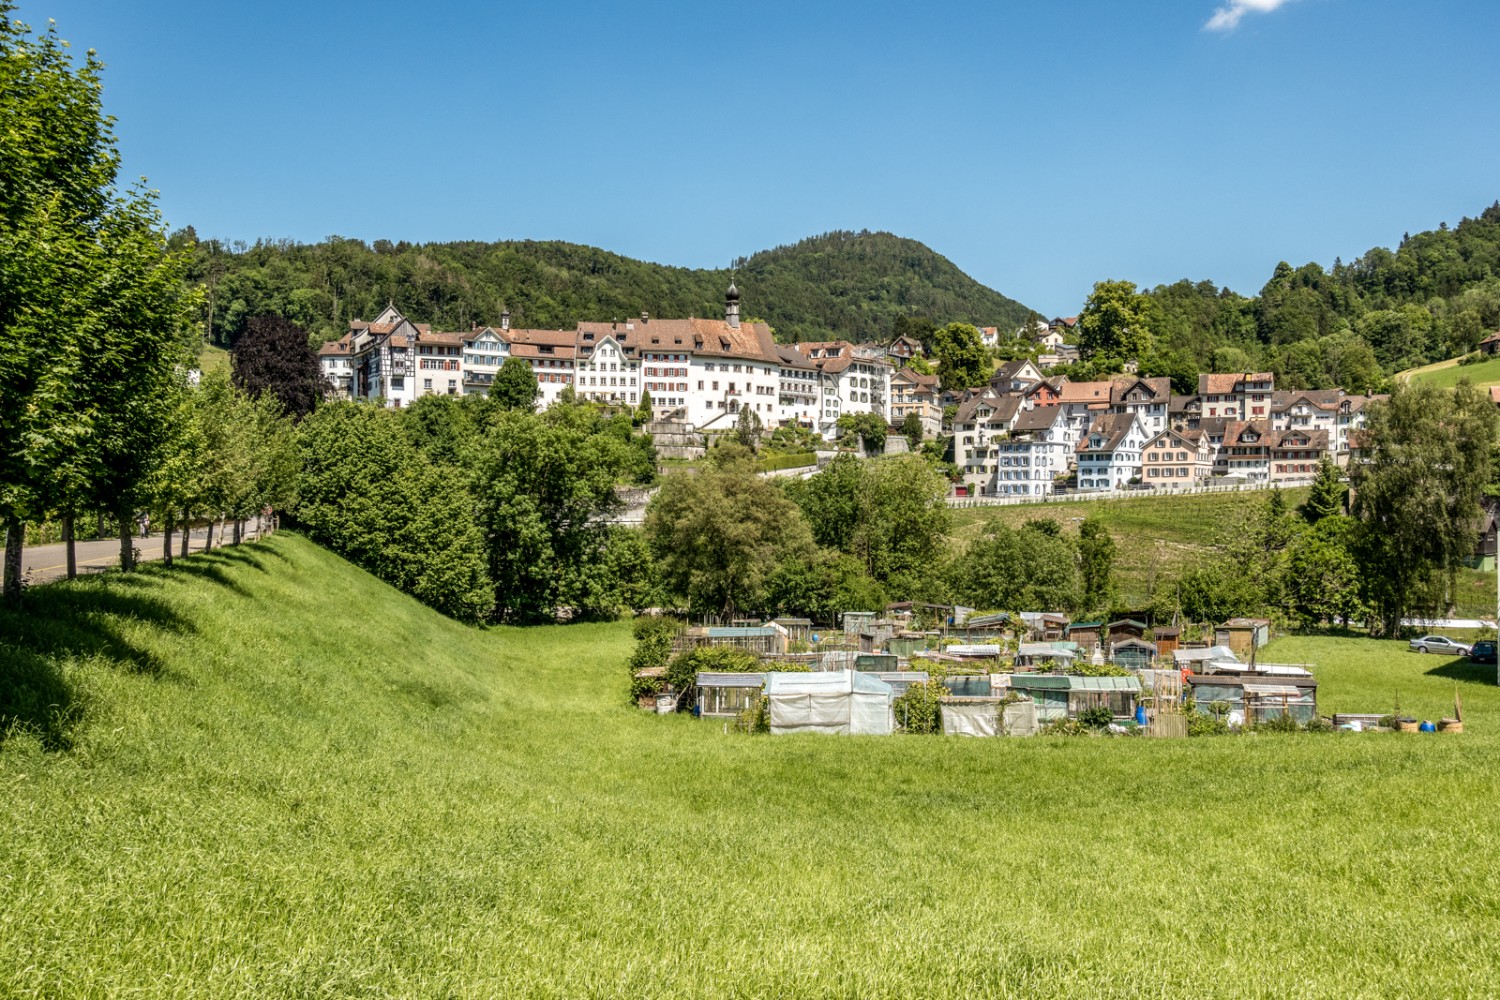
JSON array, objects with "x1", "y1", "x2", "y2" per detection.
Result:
[
  {"x1": 869, "y1": 671, "x2": 929, "y2": 697},
  {"x1": 1215, "y1": 618, "x2": 1272, "y2": 655},
  {"x1": 1110, "y1": 638, "x2": 1157, "y2": 670},
  {"x1": 771, "y1": 617, "x2": 813, "y2": 643},
  {"x1": 1014, "y1": 643, "x2": 1078, "y2": 670},
  {"x1": 679, "y1": 624, "x2": 788, "y2": 656},
  {"x1": 842, "y1": 611, "x2": 877, "y2": 636},
  {"x1": 765, "y1": 670, "x2": 894, "y2": 735},
  {"x1": 696, "y1": 672, "x2": 765, "y2": 718},
  {"x1": 1152, "y1": 626, "x2": 1181, "y2": 656},
  {"x1": 1187, "y1": 673, "x2": 1318, "y2": 725},
  {"x1": 1106, "y1": 619, "x2": 1147, "y2": 644},
  {"x1": 1007, "y1": 674, "x2": 1141, "y2": 723},
  {"x1": 1065, "y1": 621, "x2": 1104, "y2": 651},
  {"x1": 887, "y1": 632, "x2": 932, "y2": 658}
]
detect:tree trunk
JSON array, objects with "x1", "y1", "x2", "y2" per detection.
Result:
[
  {"x1": 63, "y1": 515, "x2": 76, "y2": 579},
  {"x1": 118, "y1": 515, "x2": 135, "y2": 572},
  {"x1": 163, "y1": 511, "x2": 175, "y2": 567},
  {"x1": 206, "y1": 519, "x2": 215, "y2": 551},
  {"x1": 96, "y1": 511, "x2": 106, "y2": 539},
  {"x1": 232, "y1": 517, "x2": 242, "y2": 545},
  {"x1": 181, "y1": 510, "x2": 191, "y2": 558},
  {"x1": 3, "y1": 516, "x2": 23, "y2": 605}
]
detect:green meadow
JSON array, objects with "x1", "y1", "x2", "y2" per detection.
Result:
[{"x1": 3, "y1": 533, "x2": 1499, "y2": 997}]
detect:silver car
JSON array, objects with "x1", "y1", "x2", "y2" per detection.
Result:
[{"x1": 1408, "y1": 635, "x2": 1471, "y2": 655}]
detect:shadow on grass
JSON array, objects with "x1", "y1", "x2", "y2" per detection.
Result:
[
  {"x1": 1423, "y1": 658, "x2": 1496, "y2": 685},
  {"x1": 0, "y1": 577, "x2": 196, "y2": 752}
]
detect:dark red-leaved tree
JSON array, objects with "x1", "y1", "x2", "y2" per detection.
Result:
[{"x1": 231, "y1": 314, "x2": 329, "y2": 419}]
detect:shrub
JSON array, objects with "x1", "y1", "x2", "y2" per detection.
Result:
[
  {"x1": 734, "y1": 695, "x2": 770, "y2": 734},
  {"x1": 1069, "y1": 661, "x2": 1131, "y2": 677},
  {"x1": 1256, "y1": 711, "x2": 1301, "y2": 734},
  {"x1": 1304, "y1": 716, "x2": 1336, "y2": 734},
  {"x1": 1077, "y1": 704, "x2": 1114, "y2": 729},
  {"x1": 892, "y1": 679, "x2": 950, "y2": 734},
  {"x1": 628, "y1": 615, "x2": 682, "y2": 674},
  {"x1": 1458, "y1": 351, "x2": 1484, "y2": 366},
  {"x1": 1186, "y1": 712, "x2": 1231, "y2": 737},
  {"x1": 1039, "y1": 718, "x2": 1090, "y2": 736}
]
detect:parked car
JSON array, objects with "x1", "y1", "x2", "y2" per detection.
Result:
[
  {"x1": 1408, "y1": 635, "x2": 1471, "y2": 656},
  {"x1": 1469, "y1": 640, "x2": 1497, "y2": 664}
]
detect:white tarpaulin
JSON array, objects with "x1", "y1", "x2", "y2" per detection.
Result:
[
  {"x1": 940, "y1": 699, "x2": 1001, "y2": 737},
  {"x1": 1003, "y1": 699, "x2": 1039, "y2": 737},
  {"x1": 766, "y1": 670, "x2": 893, "y2": 735}
]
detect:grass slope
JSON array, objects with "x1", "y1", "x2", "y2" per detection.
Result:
[
  {"x1": 4, "y1": 534, "x2": 1500, "y2": 997},
  {"x1": 1408, "y1": 354, "x2": 1500, "y2": 388}
]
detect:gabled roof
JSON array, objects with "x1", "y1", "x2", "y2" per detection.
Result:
[
  {"x1": 894, "y1": 367, "x2": 940, "y2": 389},
  {"x1": 776, "y1": 345, "x2": 818, "y2": 371},
  {"x1": 1198, "y1": 372, "x2": 1274, "y2": 395},
  {"x1": 992, "y1": 358, "x2": 1041, "y2": 383},
  {"x1": 1269, "y1": 427, "x2": 1330, "y2": 451},
  {"x1": 1109, "y1": 376, "x2": 1171, "y2": 405},
  {"x1": 1011, "y1": 404, "x2": 1064, "y2": 433},
  {"x1": 1144, "y1": 428, "x2": 1205, "y2": 451},
  {"x1": 955, "y1": 391, "x2": 1022, "y2": 427},
  {"x1": 317, "y1": 338, "x2": 352, "y2": 356},
  {"x1": 1077, "y1": 412, "x2": 1143, "y2": 454}
]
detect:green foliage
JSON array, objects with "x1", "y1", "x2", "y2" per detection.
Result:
[
  {"x1": 628, "y1": 615, "x2": 683, "y2": 674},
  {"x1": 1078, "y1": 280, "x2": 1154, "y2": 363},
  {"x1": 733, "y1": 694, "x2": 770, "y2": 734},
  {"x1": 1353, "y1": 381, "x2": 1497, "y2": 635},
  {"x1": 294, "y1": 403, "x2": 493, "y2": 623},
  {"x1": 900, "y1": 411, "x2": 924, "y2": 448},
  {"x1": 1077, "y1": 516, "x2": 1116, "y2": 612},
  {"x1": 1186, "y1": 711, "x2": 1232, "y2": 737},
  {"x1": 1068, "y1": 661, "x2": 1132, "y2": 678},
  {"x1": 230, "y1": 314, "x2": 327, "y2": 419},
  {"x1": 929, "y1": 322, "x2": 990, "y2": 391},
  {"x1": 646, "y1": 455, "x2": 815, "y2": 617},
  {"x1": 951, "y1": 520, "x2": 1082, "y2": 612},
  {"x1": 735, "y1": 406, "x2": 763, "y2": 450},
  {"x1": 892, "y1": 679, "x2": 950, "y2": 734},
  {"x1": 765, "y1": 423, "x2": 820, "y2": 455},
  {"x1": 1284, "y1": 516, "x2": 1365, "y2": 628},
  {"x1": 785, "y1": 454, "x2": 951, "y2": 601},
  {"x1": 492, "y1": 355, "x2": 541, "y2": 412},
  {"x1": 184, "y1": 229, "x2": 1033, "y2": 348},
  {"x1": 1077, "y1": 705, "x2": 1115, "y2": 729},
  {"x1": 1300, "y1": 458, "x2": 1347, "y2": 523},
  {"x1": 835, "y1": 412, "x2": 888, "y2": 455}
]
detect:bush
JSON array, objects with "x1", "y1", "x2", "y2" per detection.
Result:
[
  {"x1": 628, "y1": 615, "x2": 682, "y2": 674},
  {"x1": 1255, "y1": 711, "x2": 1301, "y2": 734},
  {"x1": 1078, "y1": 705, "x2": 1114, "y2": 729},
  {"x1": 1304, "y1": 716, "x2": 1336, "y2": 734},
  {"x1": 734, "y1": 695, "x2": 770, "y2": 734},
  {"x1": 1458, "y1": 351, "x2": 1484, "y2": 366},
  {"x1": 1039, "y1": 718, "x2": 1090, "y2": 736},
  {"x1": 892, "y1": 679, "x2": 950, "y2": 734},
  {"x1": 1186, "y1": 712, "x2": 1231, "y2": 737}
]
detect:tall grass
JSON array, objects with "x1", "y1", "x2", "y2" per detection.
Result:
[{"x1": 2, "y1": 534, "x2": 1499, "y2": 996}]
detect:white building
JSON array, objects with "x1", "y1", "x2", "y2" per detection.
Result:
[
  {"x1": 988, "y1": 405, "x2": 1069, "y2": 497},
  {"x1": 1076, "y1": 412, "x2": 1149, "y2": 491},
  {"x1": 462, "y1": 319, "x2": 511, "y2": 396},
  {"x1": 348, "y1": 304, "x2": 425, "y2": 407},
  {"x1": 1108, "y1": 376, "x2": 1172, "y2": 438},
  {"x1": 317, "y1": 335, "x2": 354, "y2": 399}
]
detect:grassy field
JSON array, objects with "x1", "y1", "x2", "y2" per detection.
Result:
[
  {"x1": 196, "y1": 341, "x2": 230, "y2": 375},
  {"x1": 1405, "y1": 354, "x2": 1500, "y2": 388},
  {"x1": 4, "y1": 534, "x2": 1500, "y2": 997}
]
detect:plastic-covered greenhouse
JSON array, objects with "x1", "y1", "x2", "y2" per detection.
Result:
[{"x1": 765, "y1": 670, "x2": 893, "y2": 735}]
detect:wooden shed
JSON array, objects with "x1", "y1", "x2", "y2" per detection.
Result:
[
  {"x1": 1151, "y1": 626, "x2": 1181, "y2": 656},
  {"x1": 1065, "y1": 621, "x2": 1104, "y2": 651},
  {"x1": 1106, "y1": 619, "x2": 1147, "y2": 644},
  {"x1": 1214, "y1": 618, "x2": 1272, "y2": 656}
]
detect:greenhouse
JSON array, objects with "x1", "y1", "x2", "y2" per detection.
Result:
[{"x1": 765, "y1": 670, "x2": 893, "y2": 736}]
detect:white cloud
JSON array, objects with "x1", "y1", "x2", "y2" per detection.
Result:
[{"x1": 1205, "y1": 0, "x2": 1297, "y2": 31}]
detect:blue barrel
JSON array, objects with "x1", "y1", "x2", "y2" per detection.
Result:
[
  {"x1": 1135, "y1": 705, "x2": 1148, "y2": 726},
  {"x1": 1419, "y1": 720, "x2": 1437, "y2": 733}
]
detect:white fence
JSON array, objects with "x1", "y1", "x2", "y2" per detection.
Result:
[{"x1": 948, "y1": 476, "x2": 1318, "y2": 509}]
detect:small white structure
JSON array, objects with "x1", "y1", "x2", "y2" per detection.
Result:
[{"x1": 765, "y1": 670, "x2": 893, "y2": 735}]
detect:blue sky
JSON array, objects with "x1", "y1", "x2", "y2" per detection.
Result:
[{"x1": 15, "y1": 0, "x2": 1500, "y2": 316}]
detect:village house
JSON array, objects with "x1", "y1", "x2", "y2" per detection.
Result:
[
  {"x1": 986, "y1": 405, "x2": 1070, "y2": 497},
  {"x1": 1214, "y1": 420, "x2": 1273, "y2": 481},
  {"x1": 1058, "y1": 380, "x2": 1114, "y2": 443},
  {"x1": 1141, "y1": 428, "x2": 1212, "y2": 487},
  {"x1": 953, "y1": 391, "x2": 1025, "y2": 493},
  {"x1": 1269, "y1": 427, "x2": 1329, "y2": 481},
  {"x1": 1108, "y1": 376, "x2": 1173, "y2": 438},
  {"x1": 886, "y1": 334, "x2": 924, "y2": 362},
  {"x1": 317, "y1": 336, "x2": 354, "y2": 399},
  {"x1": 348, "y1": 304, "x2": 428, "y2": 407},
  {"x1": 1197, "y1": 372, "x2": 1276, "y2": 421},
  {"x1": 889, "y1": 367, "x2": 943, "y2": 439},
  {"x1": 1480, "y1": 331, "x2": 1500, "y2": 356},
  {"x1": 414, "y1": 331, "x2": 464, "y2": 397},
  {"x1": 1075, "y1": 412, "x2": 1149, "y2": 491},
  {"x1": 461, "y1": 319, "x2": 510, "y2": 396},
  {"x1": 990, "y1": 358, "x2": 1044, "y2": 393}
]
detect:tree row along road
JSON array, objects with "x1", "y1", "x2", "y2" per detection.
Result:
[
  {"x1": 1, "y1": 521, "x2": 263, "y2": 587},
  {"x1": 948, "y1": 476, "x2": 1318, "y2": 508}
]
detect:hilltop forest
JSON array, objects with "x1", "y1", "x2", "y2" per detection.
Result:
[{"x1": 179, "y1": 229, "x2": 1037, "y2": 348}]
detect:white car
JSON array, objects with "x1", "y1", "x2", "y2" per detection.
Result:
[{"x1": 1408, "y1": 635, "x2": 1471, "y2": 656}]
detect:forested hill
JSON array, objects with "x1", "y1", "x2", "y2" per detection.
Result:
[
  {"x1": 1135, "y1": 201, "x2": 1500, "y2": 388},
  {"x1": 178, "y1": 229, "x2": 1037, "y2": 347}
]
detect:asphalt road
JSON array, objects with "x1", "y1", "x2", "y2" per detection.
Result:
[{"x1": 2, "y1": 521, "x2": 263, "y2": 586}]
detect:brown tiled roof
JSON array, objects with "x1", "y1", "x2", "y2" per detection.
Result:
[
  {"x1": 510, "y1": 342, "x2": 577, "y2": 360},
  {"x1": 1199, "y1": 373, "x2": 1241, "y2": 395},
  {"x1": 420, "y1": 332, "x2": 465, "y2": 347},
  {"x1": 1270, "y1": 427, "x2": 1329, "y2": 451},
  {"x1": 317, "y1": 338, "x2": 352, "y2": 356},
  {"x1": 1058, "y1": 380, "x2": 1114, "y2": 404},
  {"x1": 896, "y1": 368, "x2": 940, "y2": 389},
  {"x1": 955, "y1": 391, "x2": 1022, "y2": 427},
  {"x1": 505, "y1": 328, "x2": 581, "y2": 347},
  {"x1": 776, "y1": 345, "x2": 817, "y2": 370}
]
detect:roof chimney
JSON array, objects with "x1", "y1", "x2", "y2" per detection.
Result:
[
  {"x1": 500, "y1": 309, "x2": 511, "y2": 331},
  {"x1": 641, "y1": 310, "x2": 649, "y2": 324}
]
